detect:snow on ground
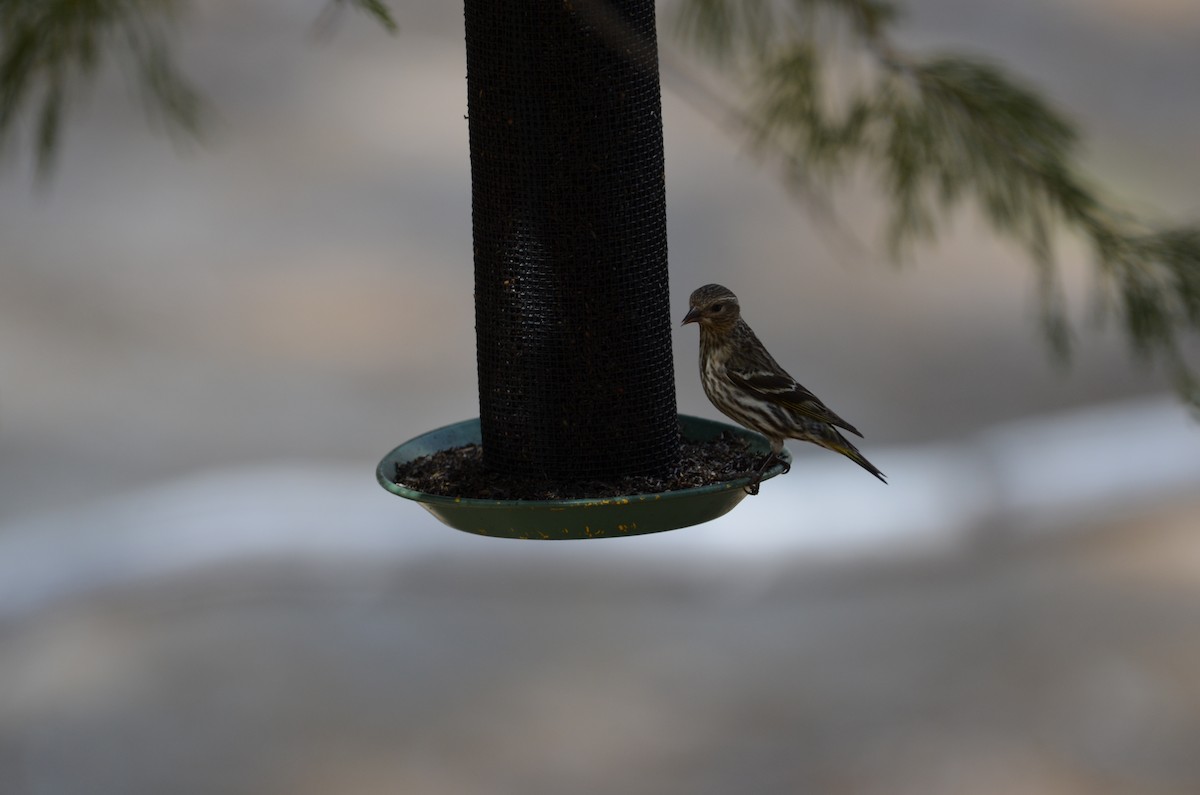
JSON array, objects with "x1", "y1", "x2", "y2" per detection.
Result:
[{"x1": 2, "y1": 395, "x2": 1196, "y2": 616}]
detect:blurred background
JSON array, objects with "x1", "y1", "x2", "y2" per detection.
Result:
[{"x1": 2, "y1": 1, "x2": 1199, "y2": 793}]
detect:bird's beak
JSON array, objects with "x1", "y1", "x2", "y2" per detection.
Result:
[{"x1": 681, "y1": 307, "x2": 702, "y2": 326}]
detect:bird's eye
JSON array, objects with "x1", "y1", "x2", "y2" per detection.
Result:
[{"x1": 711, "y1": 303, "x2": 725, "y2": 313}]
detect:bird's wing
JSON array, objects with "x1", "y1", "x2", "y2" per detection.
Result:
[{"x1": 727, "y1": 369, "x2": 863, "y2": 437}]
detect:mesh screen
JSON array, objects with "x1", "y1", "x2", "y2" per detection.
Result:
[{"x1": 465, "y1": 0, "x2": 680, "y2": 480}]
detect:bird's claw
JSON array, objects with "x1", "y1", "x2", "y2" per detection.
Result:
[{"x1": 741, "y1": 452, "x2": 779, "y2": 495}]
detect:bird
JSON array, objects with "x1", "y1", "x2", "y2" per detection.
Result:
[{"x1": 681, "y1": 283, "x2": 886, "y2": 493}]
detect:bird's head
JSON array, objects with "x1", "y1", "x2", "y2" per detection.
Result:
[{"x1": 682, "y1": 284, "x2": 741, "y2": 332}]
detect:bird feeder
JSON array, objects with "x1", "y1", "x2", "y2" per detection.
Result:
[{"x1": 376, "y1": 0, "x2": 786, "y2": 537}]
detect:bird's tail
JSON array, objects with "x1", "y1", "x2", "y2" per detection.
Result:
[{"x1": 811, "y1": 426, "x2": 887, "y2": 483}]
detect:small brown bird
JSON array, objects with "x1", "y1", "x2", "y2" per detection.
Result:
[{"x1": 682, "y1": 283, "x2": 886, "y2": 493}]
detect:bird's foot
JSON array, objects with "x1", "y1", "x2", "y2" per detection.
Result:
[
  {"x1": 742, "y1": 452, "x2": 779, "y2": 495},
  {"x1": 757, "y1": 452, "x2": 781, "y2": 475},
  {"x1": 759, "y1": 452, "x2": 790, "y2": 476}
]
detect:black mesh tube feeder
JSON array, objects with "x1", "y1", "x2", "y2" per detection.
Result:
[{"x1": 376, "y1": 0, "x2": 787, "y2": 538}]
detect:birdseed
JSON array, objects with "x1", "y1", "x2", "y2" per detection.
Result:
[{"x1": 392, "y1": 430, "x2": 765, "y2": 501}]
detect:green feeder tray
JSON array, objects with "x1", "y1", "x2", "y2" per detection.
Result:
[{"x1": 376, "y1": 414, "x2": 790, "y2": 540}]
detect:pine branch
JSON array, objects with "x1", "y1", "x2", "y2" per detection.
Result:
[
  {"x1": 0, "y1": 0, "x2": 398, "y2": 178},
  {"x1": 0, "y1": 0, "x2": 203, "y2": 178},
  {"x1": 675, "y1": 0, "x2": 1200, "y2": 406},
  {"x1": 347, "y1": 0, "x2": 398, "y2": 33},
  {"x1": 313, "y1": 0, "x2": 400, "y2": 40}
]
